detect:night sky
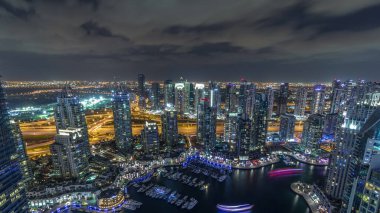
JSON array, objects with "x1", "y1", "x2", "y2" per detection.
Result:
[{"x1": 1, "y1": 0, "x2": 380, "y2": 82}]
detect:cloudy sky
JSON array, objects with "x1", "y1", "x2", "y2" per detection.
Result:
[{"x1": 1, "y1": 0, "x2": 380, "y2": 82}]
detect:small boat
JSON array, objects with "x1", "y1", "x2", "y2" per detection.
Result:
[{"x1": 216, "y1": 204, "x2": 253, "y2": 212}]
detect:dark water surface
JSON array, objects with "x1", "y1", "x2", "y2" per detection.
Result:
[{"x1": 127, "y1": 162, "x2": 327, "y2": 213}]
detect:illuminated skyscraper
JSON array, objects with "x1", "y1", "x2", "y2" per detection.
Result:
[
  {"x1": 277, "y1": 83, "x2": 289, "y2": 115},
  {"x1": 341, "y1": 93, "x2": 380, "y2": 212},
  {"x1": 251, "y1": 93, "x2": 268, "y2": 150},
  {"x1": 266, "y1": 86, "x2": 274, "y2": 119},
  {"x1": 151, "y1": 82, "x2": 160, "y2": 110},
  {"x1": 0, "y1": 79, "x2": 28, "y2": 212},
  {"x1": 294, "y1": 87, "x2": 307, "y2": 116},
  {"x1": 301, "y1": 114, "x2": 324, "y2": 155},
  {"x1": 184, "y1": 81, "x2": 195, "y2": 114},
  {"x1": 225, "y1": 83, "x2": 238, "y2": 114},
  {"x1": 238, "y1": 80, "x2": 256, "y2": 119},
  {"x1": 196, "y1": 97, "x2": 217, "y2": 152},
  {"x1": 311, "y1": 84, "x2": 326, "y2": 114},
  {"x1": 138, "y1": 74, "x2": 146, "y2": 109},
  {"x1": 279, "y1": 114, "x2": 296, "y2": 141},
  {"x1": 51, "y1": 128, "x2": 89, "y2": 179},
  {"x1": 194, "y1": 83, "x2": 206, "y2": 114},
  {"x1": 224, "y1": 112, "x2": 240, "y2": 154},
  {"x1": 174, "y1": 82, "x2": 185, "y2": 114},
  {"x1": 358, "y1": 167, "x2": 380, "y2": 213},
  {"x1": 54, "y1": 86, "x2": 90, "y2": 155},
  {"x1": 11, "y1": 121, "x2": 32, "y2": 186},
  {"x1": 330, "y1": 80, "x2": 346, "y2": 114},
  {"x1": 161, "y1": 106, "x2": 178, "y2": 148},
  {"x1": 112, "y1": 86, "x2": 133, "y2": 152},
  {"x1": 326, "y1": 91, "x2": 379, "y2": 201},
  {"x1": 209, "y1": 81, "x2": 222, "y2": 116},
  {"x1": 141, "y1": 121, "x2": 159, "y2": 155},
  {"x1": 164, "y1": 80, "x2": 175, "y2": 107}
]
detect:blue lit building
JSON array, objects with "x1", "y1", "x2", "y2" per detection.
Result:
[
  {"x1": 112, "y1": 86, "x2": 133, "y2": 152},
  {"x1": 0, "y1": 79, "x2": 28, "y2": 212},
  {"x1": 196, "y1": 97, "x2": 217, "y2": 153}
]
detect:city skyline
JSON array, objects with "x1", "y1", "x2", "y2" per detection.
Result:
[{"x1": 1, "y1": 1, "x2": 380, "y2": 81}]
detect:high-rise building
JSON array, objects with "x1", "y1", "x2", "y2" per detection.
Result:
[
  {"x1": 277, "y1": 83, "x2": 289, "y2": 115},
  {"x1": 279, "y1": 114, "x2": 296, "y2": 141},
  {"x1": 164, "y1": 80, "x2": 175, "y2": 107},
  {"x1": 209, "y1": 81, "x2": 222, "y2": 116},
  {"x1": 161, "y1": 106, "x2": 178, "y2": 148},
  {"x1": 54, "y1": 86, "x2": 90, "y2": 155},
  {"x1": 237, "y1": 116, "x2": 252, "y2": 159},
  {"x1": 330, "y1": 80, "x2": 346, "y2": 114},
  {"x1": 194, "y1": 83, "x2": 205, "y2": 114},
  {"x1": 301, "y1": 114, "x2": 324, "y2": 155},
  {"x1": 174, "y1": 82, "x2": 185, "y2": 114},
  {"x1": 238, "y1": 80, "x2": 256, "y2": 119},
  {"x1": 326, "y1": 91, "x2": 379, "y2": 200},
  {"x1": 51, "y1": 128, "x2": 89, "y2": 179},
  {"x1": 151, "y1": 82, "x2": 160, "y2": 110},
  {"x1": 0, "y1": 80, "x2": 28, "y2": 212},
  {"x1": 112, "y1": 86, "x2": 133, "y2": 152},
  {"x1": 184, "y1": 81, "x2": 195, "y2": 115},
  {"x1": 196, "y1": 97, "x2": 217, "y2": 152},
  {"x1": 141, "y1": 121, "x2": 159, "y2": 155},
  {"x1": 341, "y1": 94, "x2": 380, "y2": 212},
  {"x1": 224, "y1": 112, "x2": 240, "y2": 154},
  {"x1": 323, "y1": 113, "x2": 339, "y2": 137},
  {"x1": 311, "y1": 84, "x2": 326, "y2": 114},
  {"x1": 266, "y1": 87, "x2": 274, "y2": 119},
  {"x1": 251, "y1": 93, "x2": 268, "y2": 150},
  {"x1": 138, "y1": 74, "x2": 146, "y2": 109},
  {"x1": 225, "y1": 83, "x2": 238, "y2": 114},
  {"x1": 358, "y1": 168, "x2": 380, "y2": 213},
  {"x1": 11, "y1": 121, "x2": 32, "y2": 186},
  {"x1": 294, "y1": 87, "x2": 307, "y2": 116}
]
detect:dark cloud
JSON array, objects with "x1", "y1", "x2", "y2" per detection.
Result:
[
  {"x1": 78, "y1": 0, "x2": 99, "y2": 11},
  {"x1": 189, "y1": 42, "x2": 245, "y2": 56},
  {"x1": 80, "y1": 20, "x2": 130, "y2": 42},
  {"x1": 0, "y1": 0, "x2": 35, "y2": 20},
  {"x1": 0, "y1": 0, "x2": 380, "y2": 81}
]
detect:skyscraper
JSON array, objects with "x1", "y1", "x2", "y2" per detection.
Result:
[
  {"x1": 161, "y1": 106, "x2": 178, "y2": 148},
  {"x1": 279, "y1": 114, "x2": 296, "y2": 142},
  {"x1": 0, "y1": 79, "x2": 28, "y2": 212},
  {"x1": 54, "y1": 86, "x2": 90, "y2": 155},
  {"x1": 251, "y1": 93, "x2": 268, "y2": 150},
  {"x1": 112, "y1": 86, "x2": 133, "y2": 152},
  {"x1": 194, "y1": 83, "x2": 205, "y2": 114},
  {"x1": 141, "y1": 121, "x2": 159, "y2": 155},
  {"x1": 164, "y1": 80, "x2": 175, "y2": 107},
  {"x1": 238, "y1": 80, "x2": 256, "y2": 119},
  {"x1": 294, "y1": 87, "x2": 307, "y2": 117},
  {"x1": 151, "y1": 82, "x2": 160, "y2": 111},
  {"x1": 330, "y1": 80, "x2": 346, "y2": 114},
  {"x1": 184, "y1": 81, "x2": 195, "y2": 115},
  {"x1": 358, "y1": 167, "x2": 380, "y2": 213},
  {"x1": 196, "y1": 97, "x2": 217, "y2": 153},
  {"x1": 323, "y1": 113, "x2": 339, "y2": 137},
  {"x1": 311, "y1": 84, "x2": 326, "y2": 114},
  {"x1": 11, "y1": 120, "x2": 32, "y2": 186},
  {"x1": 51, "y1": 128, "x2": 89, "y2": 179},
  {"x1": 277, "y1": 83, "x2": 289, "y2": 115},
  {"x1": 341, "y1": 93, "x2": 380, "y2": 212},
  {"x1": 224, "y1": 112, "x2": 240, "y2": 154},
  {"x1": 301, "y1": 114, "x2": 324, "y2": 155},
  {"x1": 138, "y1": 74, "x2": 146, "y2": 109},
  {"x1": 326, "y1": 91, "x2": 379, "y2": 201},
  {"x1": 174, "y1": 82, "x2": 185, "y2": 115},
  {"x1": 209, "y1": 81, "x2": 222, "y2": 116},
  {"x1": 225, "y1": 83, "x2": 238, "y2": 114},
  {"x1": 266, "y1": 86, "x2": 274, "y2": 119}
]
